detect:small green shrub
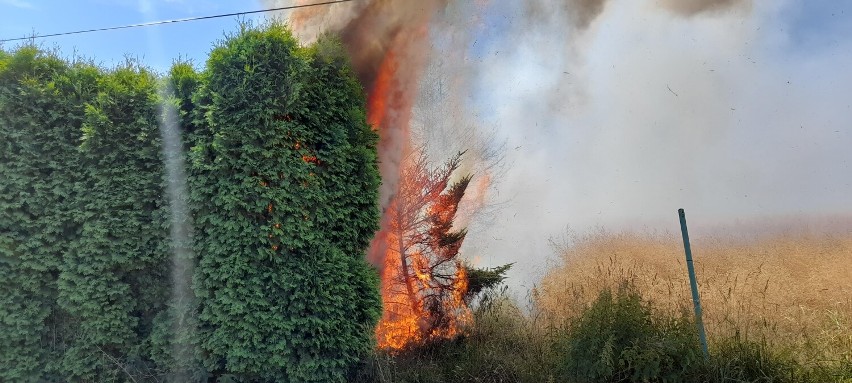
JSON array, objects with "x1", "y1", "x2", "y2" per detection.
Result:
[
  {"x1": 703, "y1": 334, "x2": 852, "y2": 383},
  {"x1": 705, "y1": 335, "x2": 793, "y2": 382},
  {"x1": 557, "y1": 283, "x2": 703, "y2": 382}
]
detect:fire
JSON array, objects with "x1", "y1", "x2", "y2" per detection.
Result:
[
  {"x1": 367, "y1": 51, "x2": 395, "y2": 129},
  {"x1": 300, "y1": 154, "x2": 319, "y2": 164},
  {"x1": 370, "y1": 149, "x2": 474, "y2": 350},
  {"x1": 447, "y1": 264, "x2": 472, "y2": 336},
  {"x1": 283, "y1": 0, "x2": 475, "y2": 351},
  {"x1": 374, "y1": 238, "x2": 472, "y2": 351},
  {"x1": 375, "y1": 228, "x2": 425, "y2": 350}
]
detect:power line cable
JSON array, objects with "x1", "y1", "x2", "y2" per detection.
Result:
[{"x1": 0, "y1": 0, "x2": 354, "y2": 43}]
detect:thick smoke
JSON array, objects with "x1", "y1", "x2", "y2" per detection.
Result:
[
  {"x1": 525, "y1": 0, "x2": 608, "y2": 30},
  {"x1": 262, "y1": 0, "x2": 852, "y2": 291},
  {"x1": 469, "y1": 0, "x2": 852, "y2": 290},
  {"x1": 658, "y1": 0, "x2": 750, "y2": 17},
  {"x1": 270, "y1": 0, "x2": 446, "y2": 205}
]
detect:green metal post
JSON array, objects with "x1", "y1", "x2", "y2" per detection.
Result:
[{"x1": 678, "y1": 208, "x2": 709, "y2": 360}]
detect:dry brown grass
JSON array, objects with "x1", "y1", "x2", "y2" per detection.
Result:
[{"x1": 534, "y1": 227, "x2": 852, "y2": 365}]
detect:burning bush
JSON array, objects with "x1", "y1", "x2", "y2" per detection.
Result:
[{"x1": 375, "y1": 150, "x2": 474, "y2": 350}]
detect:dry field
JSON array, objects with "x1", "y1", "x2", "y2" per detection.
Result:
[{"x1": 534, "y1": 226, "x2": 852, "y2": 365}]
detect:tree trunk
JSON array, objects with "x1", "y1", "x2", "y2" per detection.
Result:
[{"x1": 396, "y1": 210, "x2": 422, "y2": 317}]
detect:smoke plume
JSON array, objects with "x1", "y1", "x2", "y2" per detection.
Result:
[
  {"x1": 525, "y1": 0, "x2": 608, "y2": 30},
  {"x1": 658, "y1": 0, "x2": 749, "y2": 17},
  {"x1": 469, "y1": 0, "x2": 852, "y2": 290},
  {"x1": 264, "y1": 0, "x2": 852, "y2": 291}
]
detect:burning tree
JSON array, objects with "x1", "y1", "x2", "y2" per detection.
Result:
[
  {"x1": 280, "y1": 0, "x2": 508, "y2": 352},
  {"x1": 376, "y1": 149, "x2": 474, "y2": 349}
]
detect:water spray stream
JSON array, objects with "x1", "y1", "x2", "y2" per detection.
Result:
[{"x1": 157, "y1": 85, "x2": 198, "y2": 380}]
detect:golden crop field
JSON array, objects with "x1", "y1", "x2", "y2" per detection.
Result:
[{"x1": 535, "y1": 226, "x2": 852, "y2": 364}]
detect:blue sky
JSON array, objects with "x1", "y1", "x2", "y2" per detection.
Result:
[
  {"x1": 0, "y1": 0, "x2": 268, "y2": 73},
  {"x1": 782, "y1": 0, "x2": 852, "y2": 52},
  {"x1": 2, "y1": 1, "x2": 851, "y2": 72}
]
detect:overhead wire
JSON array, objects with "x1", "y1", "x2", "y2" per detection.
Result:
[{"x1": 0, "y1": 0, "x2": 354, "y2": 43}]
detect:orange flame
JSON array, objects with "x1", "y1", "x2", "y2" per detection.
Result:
[
  {"x1": 286, "y1": 0, "x2": 473, "y2": 351},
  {"x1": 374, "y1": 241, "x2": 472, "y2": 350},
  {"x1": 372, "y1": 151, "x2": 473, "y2": 350},
  {"x1": 374, "y1": 229, "x2": 425, "y2": 350},
  {"x1": 367, "y1": 51, "x2": 395, "y2": 129}
]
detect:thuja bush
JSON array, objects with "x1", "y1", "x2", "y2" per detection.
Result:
[
  {"x1": 1, "y1": 24, "x2": 381, "y2": 381},
  {"x1": 557, "y1": 283, "x2": 704, "y2": 383},
  {"x1": 0, "y1": 46, "x2": 100, "y2": 381},
  {"x1": 1, "y1": 47, "x2": 172, "y2": 382},
  {"x1": 190, "y1": 24, "x2": 381, "y2": 382},
  {"x1": 58, "y1": 60, "x2": 171, "y2": 381}
]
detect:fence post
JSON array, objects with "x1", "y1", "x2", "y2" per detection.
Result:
[{"x1": 678, "y1": 208, "x2": 709, "y2": 361}]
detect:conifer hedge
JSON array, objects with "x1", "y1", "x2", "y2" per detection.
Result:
[
  {"x1": 190, "y1": 26, "x2": 381, "y2": 381},
  {"x1": 0, "y1": 48, "x2": 100, "y2": 380},
  {"x1": 0, "y1": 23, "x2": 381, "y2": 382},
  {"x1": 57, "y1": 62, "x2": 170, "y2": 380}
]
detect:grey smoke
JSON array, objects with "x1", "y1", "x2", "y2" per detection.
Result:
[
  {"x1": 456, "y1": 1, "x2": 852, "y2": 292},
  {"x1": 257, "y1": 0, "x2": 852, "y2": 293},
  {"x1": 658, "y1": 0, "x2": 749, "y2": 17},
  {"x1": 532, "y1": 0, "x2": 608, "y2": 30}
]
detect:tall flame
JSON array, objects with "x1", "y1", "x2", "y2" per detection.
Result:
[
  {"x1": 372, "y1": 148, "x2": 474, "y2": 350},
  {"x1": 374, "y1": 222, "x2": 425, "y2": 350},
  {"x1": 275, "y1": 0, "x2": 471, "y2": 350},
  {"x1": 366, "y1": 51, "x2": 394, "y2": 129}
]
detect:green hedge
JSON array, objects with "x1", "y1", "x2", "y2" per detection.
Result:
[
  {"x1": 0, "y1": 47, "x2": 101, "y2": 381},
  {"x1": 0, "y1": 23, "x2": 381, "y2": 382},
  {"x1": 190, "y1": 25, "x2": 380, "y2": 381},
  {"x1": 57, "y1": 61, "x2": 170, "y2": 381}
]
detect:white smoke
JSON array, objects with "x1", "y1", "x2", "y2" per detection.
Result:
[
  {"x1": 461, "y1": 0, "x2": 852, "y2": 291},
  {"x1": 255, "y1": 0, "x2": 852, "y2": 292}
]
